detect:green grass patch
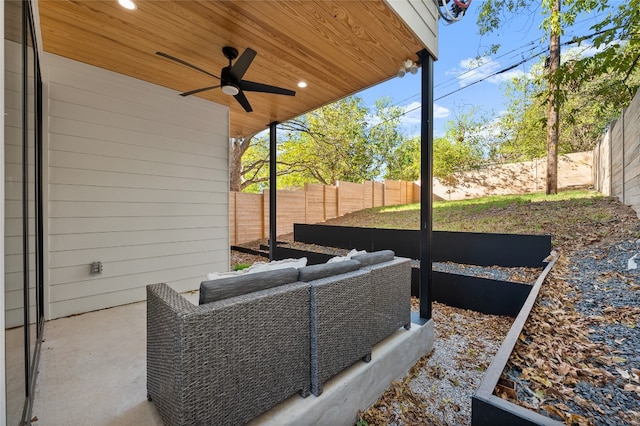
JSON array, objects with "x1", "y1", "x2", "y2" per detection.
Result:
[
  {"x1": 233, "y1": 263, "x2": 252, "y2": 271},
  {"x1": 331, "y1": 189, "x2": 608, "y2": 236}
]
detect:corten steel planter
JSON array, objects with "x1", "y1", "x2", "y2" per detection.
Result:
[{"x1": 471, "y1": 253, "x2": 560, "y2": 426}]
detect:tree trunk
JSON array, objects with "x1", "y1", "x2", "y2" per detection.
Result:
[
  {"x1": 229, "y1": 136, "x2": 252, "y2": 192},
  {"x1": 546, "y1": 0, "x2": 560, "y2": 195}
]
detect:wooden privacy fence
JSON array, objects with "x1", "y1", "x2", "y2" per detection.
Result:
[
  {"x1": 230, "y1": 180, "x2": 420, "y2": 245},
  {"x1": 593, "y1": 88, "x2": 640, "y2": 218},
  {"x1": 433, "y1": 151, "x2": 593, "y2": 200}
]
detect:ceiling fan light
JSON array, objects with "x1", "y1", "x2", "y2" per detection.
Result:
[{"x1": 222, "y1": 84, "x2": 240, "y2": 96}]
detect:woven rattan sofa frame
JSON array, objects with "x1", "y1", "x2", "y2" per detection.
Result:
[{"x1": 147, "y1": 282, "x2": 311, "y2": 426}]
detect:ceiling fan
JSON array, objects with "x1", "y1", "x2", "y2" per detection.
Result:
[{"x1": 156, "y1": 46, "x2": 296, "y2": 113}]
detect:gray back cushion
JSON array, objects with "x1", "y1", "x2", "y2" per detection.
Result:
[
  {"x1": 297, "y1": 259, "x2": 361, "y2": 282},
  {"x1": 199, "y1": 267, "x2": 299, "y2": 305},
  {"x1": 352, "y1": 250, "x2": 395, "y2": 267}
]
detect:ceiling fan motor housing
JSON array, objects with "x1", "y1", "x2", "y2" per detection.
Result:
[{"x1": 220, "y1": 66, "x2": 240, "y2": 95}]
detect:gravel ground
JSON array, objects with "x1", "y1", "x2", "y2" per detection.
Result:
[
  {"x1": 230, "y1": 246, "x2": 518, "y2": 425},
  {"x1": 403, "y1": 302, "x2": 512, "y2": 425},
  {"x1": 231, "y1": 206, "x2": 640, "y2": 425},
  {"x1": 500, "y1": 237, "x2": 640, "y2": 425}
]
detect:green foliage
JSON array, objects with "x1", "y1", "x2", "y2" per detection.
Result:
[
  {"x1": 241, "y1": 96, "x2": 413, "y2": 190},
  {"x1": 349, "y1": 189, "x2": 604, "y2": 233},
  {"x1": 233, "y1": 263, "x2": 252, "y2": 271},
  {"x1": 493, "y1": 48, "x2": 640, "y2": 162},
  {"x1": 477, "y1": 1, "x2": 640, "y2": 103},
  {"x1": 433, "y1": 108, "x2": 495, "y2": 186},
  {"x1": 385, "y1": 136, "x2": 420, "y2": 181}
]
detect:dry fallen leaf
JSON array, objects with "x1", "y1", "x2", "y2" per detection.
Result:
[
  {"x1": 616, "y1": 367, "x2": 631, "y2": 380},
  {"x1": 624, "y1": 383, "x2": 640, "y2": 393}
]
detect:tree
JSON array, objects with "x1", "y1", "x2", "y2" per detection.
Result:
[
  {"x1": 493, "y1": 68, "x2": 548, "y2": 163},
  {"x1": 477, "y1": 0, "x2": 640, "y2": 193},
  {"x1": 239, "y1": 96, "x2": 408, "y2": 192},
  {"x1": 229, "y1": 135, "x2": 252, "y2": 192},
  {"x1": 546, "y1": 0, "x2": 561, "y2": 194},
  {"x1": 433, "y1": 108, "x2": 494, "y2": 187},
  {"x1": 494, "y1": 50, "x2": 640, "y2": 163},
  {"x1": 385, "y1": 136, "x2": 421, "y2": 181}
]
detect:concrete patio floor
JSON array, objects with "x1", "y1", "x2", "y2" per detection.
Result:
[{"x1": 30, "y1": 291, "x2": 433, "y2": 426}]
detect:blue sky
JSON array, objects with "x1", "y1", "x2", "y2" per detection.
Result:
[{"x1": 356, "y1": 1, "x2": 618, "y2": 137}]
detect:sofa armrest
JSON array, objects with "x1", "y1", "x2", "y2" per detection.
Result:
[
  {"x1": 146, "y1": 283, "x2": 197, "y2": 425},
  {"x1": 360, "y1": 257, "x2": 412, "y2": 345},
  {"x1": 309, "y1": 269, "x2": 373, "y2": 395},
  {"x1": 147, "y1": 282, "x2": 311, "y2": 426}
]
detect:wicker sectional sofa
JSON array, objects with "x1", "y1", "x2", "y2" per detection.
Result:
[{"x1": 146, "y1": 250, "x2": 411, "y2": 426}]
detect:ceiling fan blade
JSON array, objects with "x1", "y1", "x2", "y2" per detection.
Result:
[
  {"x1": 234, "y1": 90, "x2": 253, "y2": 112},
  {"x1": 156, "y1": 52, "x2": 219, "y2": 79},
  {"x1": 240, "y1": 80, "x2": 296, "y2": 96},
  {"x1": 179, "y1": 85, "x2": 221, "y2": 97},
  {"x1": 229, "y1": 48, "x2": 257, "y2": 81}
]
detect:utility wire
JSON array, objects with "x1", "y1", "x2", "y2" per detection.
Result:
[{"x1": 367, "y1": 24, "x2": 628, "y2": 129}]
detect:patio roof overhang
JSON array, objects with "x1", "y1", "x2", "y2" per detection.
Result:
[{"x1": 36, "y1": 0, "x2": 438, "y2": 138}]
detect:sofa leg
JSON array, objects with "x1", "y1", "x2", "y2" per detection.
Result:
[
  {"x1": 299, "y1": 388, "x2": 310, "y2": 398},
  {"x1": 147, "y1": 393, "x2": 153, "y2": 402},
  {"x1": 404, "y1": 323, "x2": 411, "y2": 330},
  {"x1": 362, "y1": 353, "x2": 371, "y2": 363}
]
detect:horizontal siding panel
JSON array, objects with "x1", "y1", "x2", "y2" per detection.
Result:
[
  {"x1": 47, "y1": 60, "x2": 227, "y2": 128},
  {"x1": 48, "y1": 82, "x2": 225, "y2": 135},
  {"x1": 49, "y1": 150, "x2": 222, "y2": 182},
  {"x1": 5, "y1": 161, "x2": 37, "y2": 180},
  {"x1": 5, "y1": 235, "x2": 35, "y2": 256},
  {"x1": 50, "y1": 240, "x2": 224, "y2": 268},
  {"x1": 49, "y1": 215, "x2": 220, "y2": 234},
  {"x1": 50, "y1": 261, "x2": 227, "y2": 303},
  {"x1": 5, "y1": 180, "x2": 36, "y2": 202},
  {"x1": 4, "y1": 125, "x2": 22, "y2": 147},
  {"x1": 47, "y1": 287, "x2": 146, "y2": 320},
  {"x1": 50, "y1": 227, "x2": 228, "y2": 251},
  {"x1": 385, "y1": 0, "x2": 438, "y2": 57},
  {"x1": 49, "y1": 201, "x2": 226, "y2": 218},
  {"x1": 5, "y1": 200, "x2": 36, "y2": 219},
  {"x1": 5, "y1": 271, "x2": 36, "y2": 293},
  {"x1": 4, "y1": 218, "x2": 37, "y2": 238},
  {"x1": 49, "y1": 166, "x2": 220, "y2": 192},
  {"x1": 49, "y1": 184, "x2": 221, "y2": 204},
  {"x1": 48, "y1": 112, "x2": 224, "y2": 159},
  {"x1": 5, "y1": 253, "x2": 37, "y2": 274},
  {"x1": 49, "y1": 130, "x2": 226, "y2": 170},
  {"x1": 5, "y1": 291, "x2": 37, "y2": 328},
  {"x1": 49, "y1": 251, "x2": 220, "y2": 288},
  {"x1": 45, "y1": 53, "x2": 229, "y2": 318},
  {"x1": 4, "y1": 287, "x2": 36, "y2": 311},
  {"x1": 5, "y1": 143, "x2": 37, "y2": 164}
]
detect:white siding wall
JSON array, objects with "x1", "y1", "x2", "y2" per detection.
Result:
[
  {"x1": 43, "y1": 54, "x2": 230, "y2": 320},
  {"x1": 386, "y1": 0, "x2": 439, "y2": 58}
]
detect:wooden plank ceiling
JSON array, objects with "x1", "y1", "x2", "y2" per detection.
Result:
[{"x1": 38, "y1": 0, "x2": 427, "y2": 138}]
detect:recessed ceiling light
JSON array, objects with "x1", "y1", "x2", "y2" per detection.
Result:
[
  {"x1": 118, "y1": 0, "x2": 136, "y2": 10},
  {"x1": 297, "y1": 81, "x2": 308, "y2": 88}
]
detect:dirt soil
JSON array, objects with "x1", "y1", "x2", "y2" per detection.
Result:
[{"x1": 231, "y1": 193, "x2": 640, "y2": 425}]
